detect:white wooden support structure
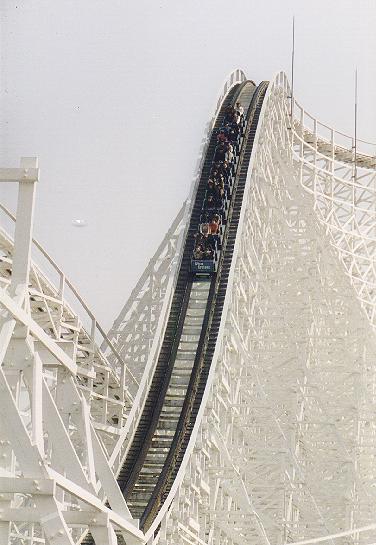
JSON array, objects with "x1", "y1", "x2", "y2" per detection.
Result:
[{"x1": 110, "y1": 72, "x2": 376, "y2": 545}]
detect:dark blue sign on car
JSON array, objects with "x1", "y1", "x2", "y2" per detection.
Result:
[{"x1": 191, "y1": 260, "x2": 215, "y2": 274}]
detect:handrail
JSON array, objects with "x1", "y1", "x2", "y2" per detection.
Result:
[
  {"x1": 291, "y1": 87, "x2": 376, "y2": 159},
  {"x1": 271, "y1": 70, "x2": 376, "y2": 160},
  {"x1": 290, "y1": 132, "x2": 376, "y2": 197},
  {"x1": 294, "y1": 102, "x2": 376, "y2": 149},
  {"x1": 292, "y1": 130, "x2": 376, "y2": 181},
  {"x1": 0, "y1": 201, "x2": 138, "y2": 389}
]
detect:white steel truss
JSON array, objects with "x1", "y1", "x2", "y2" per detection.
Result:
[{"x1": 1, "y1": 67, "x2": 376, "y2": 545}]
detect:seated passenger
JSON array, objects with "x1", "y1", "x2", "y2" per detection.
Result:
[
  {"x1": 194, "y1": 232, "x2": 214, "y2": 260},
  {"x1": 203, "y1": 235, "x2": 215, "y2": 258},
  {"x1": 225, "y1": 143, "x2": 234, "y2": 163},
  {"x1": 216, "y1": 130, "x2": 228, "y2": 143},
  {"x1": 235, "y1": 101, "x2": 244, "y2": 118},
  {"x1": 211, "y1": 168, "x2": 220, "y2": 180},
  {"x1": 223, "y1": 123, "x2": 233, "y2": 138},
  {"x1": 226, "y1": 127, "x2": 235, "y2": 142},
  {"x1": 222, "y1": 160, "x2": 231, "y2": 177},
  {"x1": 206, "y1": 194, "x2": 217, "y2": 210},
  {"x1": 214, "y1": 178, "x2": 224, "y2": 198},
  {"x1": 209, "y1": 214, "x2": 220, "y2": 235},
  {"x1": 212, "y1": 168, "x2": 223, "y2": 182},
  {"x1": 224, "y1": 105, "x2": 235, "y2": 124},
  {"x1": 229, "y1": 123, "x2": 240, "y2": 141},
  {"x1": 229, "y1": 128, "x2": 240, "y2": 154},
  {"x1": 215, "y1": 160, "x2": 228, "y2": 179},
  {"x1": 207, "y1": 179, "x2": 216, "y2": 198},
  {"x1": 193, "y1": 244, "x2": 205, "y2": 260},
  {"x1": 205, "y1": 191, "x2": 222, "y2": 210},
  {"x1": 200, "y1": 223, "x2": 210, "y2": 236},
  {"x1": 215, "y1": 142, "x2": 227, "y2": 162}
]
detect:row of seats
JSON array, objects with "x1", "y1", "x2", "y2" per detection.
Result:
[{"x1": 192, "y1": 102, "x2": 246, "y2": 263}]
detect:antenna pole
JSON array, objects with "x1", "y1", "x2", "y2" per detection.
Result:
[
  {"x1": 354, "y1": 68, "x2": 358, "y2": 181},
  {"x1": 290, "y1": 16, "x2": 295, "y2": 120}
]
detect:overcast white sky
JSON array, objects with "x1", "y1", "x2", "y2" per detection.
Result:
[{"x1": 1, "y1": 0, "x2": 375, "y2": 330}]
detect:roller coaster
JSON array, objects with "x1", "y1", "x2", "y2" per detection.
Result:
[{"x1": 1, "y1": 70, "x2": 376, "y2": 545}]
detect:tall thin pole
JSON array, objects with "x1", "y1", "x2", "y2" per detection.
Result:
[
  {"x1": 352, "y1": 69, "x2": 358, "y2": 255},
  {"x1": 290, "y1": 16, "x2": 295, "y2": 119},
  {"x1": 353, "y1": 68, "x2": 358, "y2": 181}
]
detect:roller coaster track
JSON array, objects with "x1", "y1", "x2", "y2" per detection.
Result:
[
  {"x1": 1, "y1": 69, "x2": 376, "y2": 545},
  {"x1": 117, "y1": 80, "x2": 269, "y2": 531},
  {"x1": 117, "y1": 82, "x2": 246, "y2": 509}
]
